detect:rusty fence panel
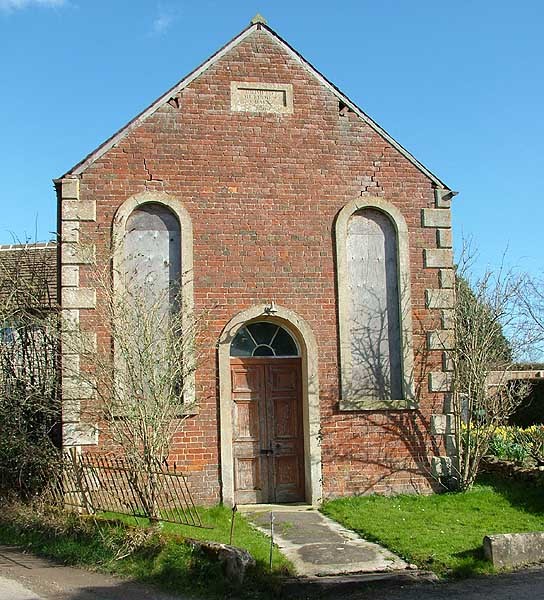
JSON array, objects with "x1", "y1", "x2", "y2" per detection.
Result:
[{"x1": 50, "y1": 449, "x2": 205, "y2": 528}]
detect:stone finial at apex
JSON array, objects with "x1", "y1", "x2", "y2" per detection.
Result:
[{"x1": 250, "y1": 13, "x2": 267, "y2": 25}]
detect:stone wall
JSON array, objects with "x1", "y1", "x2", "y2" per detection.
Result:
[{"x1": 481, "y1": 456, "x2": 544, "y2": 485}]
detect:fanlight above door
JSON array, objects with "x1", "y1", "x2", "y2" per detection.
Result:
[{"x1": 230, "y1": 322, "x2": 299, "y2": 357}]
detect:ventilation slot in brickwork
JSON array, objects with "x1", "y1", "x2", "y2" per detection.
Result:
[
  {"x1": 168, "y1": 96, "x2": 181, "y2": 110},
  {"x1": 339, "y1": 101, "x2": 353, "y2": 117}
]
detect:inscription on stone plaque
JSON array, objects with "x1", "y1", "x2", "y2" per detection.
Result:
[
  {"x1": 231, "y1": 82, "x2": 293, "y2": 114},
  {"x1": 240, "y1": 88, "x2": 286, "y2": 111}
]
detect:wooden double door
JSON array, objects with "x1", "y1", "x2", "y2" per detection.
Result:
[{"x1": 231, "y1": 357, "x2": 305, "y2": 504}]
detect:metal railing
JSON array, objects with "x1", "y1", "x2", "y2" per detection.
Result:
[{"x1": 52, "y1": 449, "x2": 205, "y2": 528}]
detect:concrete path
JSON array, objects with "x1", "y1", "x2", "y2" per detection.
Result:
[
  {"x1": 0, "y1": 544, "x2": 188, "y2": 600},
  {"x1": 241, "y1": 505, "x2": 412, "y2": 577}
]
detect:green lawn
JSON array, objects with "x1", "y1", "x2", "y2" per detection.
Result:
[
  {"x1": 322, "y1": 475, "x2": 544, "y2": 578},
  {"x1": 102, "y1": 505, "x2": 291, "y2": 574},
  {"x1": 0, "y1": 504, "x2": 292, "y2": 599}
]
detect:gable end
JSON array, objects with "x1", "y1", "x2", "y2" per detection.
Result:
[{"x1": 58, "y1": 21, "x2": 450, "y2": 190}]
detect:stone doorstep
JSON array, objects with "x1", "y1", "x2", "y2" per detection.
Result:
[
  {"x1": 238, "y1": 503, "x2": 315, "y2": 513},
  {"x1": 281, "y1": 570, "x2": 438, "y2": 596}
]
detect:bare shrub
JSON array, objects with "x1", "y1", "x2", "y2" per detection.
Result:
[
  {"x1": 64, "y1": 243, "x2": 206, "y2": 520},
  {"x1": 449, "y1": 244, "x2": 531, "y2": 490}
]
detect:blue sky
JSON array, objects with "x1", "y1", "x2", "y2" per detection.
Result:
[{"x1": 0, "y1": 0, "x2": 542, "y2": 277}]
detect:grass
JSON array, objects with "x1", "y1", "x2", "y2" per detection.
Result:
[
  {"x1": 321, "y1": 474, "x2": 544, "y2": 578},
  {"x1": 4, "y1": 475, "x2": 541, "y2": 593},
  {"x1": 103, "y1": 505, "x2": 291, "y2": 574},
  {"x1": 0, "y1": 503, "x2": 292, "y2": 599}
]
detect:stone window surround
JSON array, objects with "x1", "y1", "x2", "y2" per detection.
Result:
[
  {"x1": 335, "y1": 197, "x2": 415, "y2": 411},
  {"x1": 112, "y1": 191, "x2": 196, "y2": 409}
]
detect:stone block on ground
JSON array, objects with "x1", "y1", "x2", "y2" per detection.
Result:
[
  {"x1": 187, "y1": 539, "x2": 255, "y2": 585},
  {"x1": 483, "y1": 532, "x2": 544, "y2": 568}
]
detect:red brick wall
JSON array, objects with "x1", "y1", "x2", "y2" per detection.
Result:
[{"x1": 75, "y1": 29, "x2": 446, "y2": 503}]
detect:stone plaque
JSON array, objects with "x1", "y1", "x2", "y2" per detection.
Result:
[{"x1": 231, "y1": 82, "x2": 293, "y2": 114}]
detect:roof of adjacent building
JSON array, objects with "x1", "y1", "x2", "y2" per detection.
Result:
[
  {"x1": 58, "y1": 18, "x2": 450, "y2": 190},
  {"x1": 0, "y1": 242, "x2": 58, "y2": 309}
]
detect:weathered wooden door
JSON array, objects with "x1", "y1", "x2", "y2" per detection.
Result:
[{"x1": 231, "y1": 357, "x2": 304, "y2": 504}]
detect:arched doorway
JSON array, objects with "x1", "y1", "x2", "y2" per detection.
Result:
[
  {"x1": 230, "y1": 322, "x2": 304, "y2": 504},
  {"x1": 218, "y1": 305, "x2": 322, "y2": 506}
]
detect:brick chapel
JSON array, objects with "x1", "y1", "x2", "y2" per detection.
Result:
[{"x1": 56, "y1": 16, "x2": 456, "y2": 505}]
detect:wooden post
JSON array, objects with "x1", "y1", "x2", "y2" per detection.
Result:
[
  {"x1": 269, "y1": 511, "x2": 275, "y2": 571},
  {"x1": 229, "y1": 504, "x2": 237, "y2": 545}
]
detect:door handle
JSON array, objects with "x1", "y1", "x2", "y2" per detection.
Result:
[{"x1": 260, "y1": 449, "x2": 273, "y2": 455}]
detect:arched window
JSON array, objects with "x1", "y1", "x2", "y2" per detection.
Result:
[
  {"x1": 347, "y1": 208, "x2": 402, "y2": 400},
  {"x1": 336, "y1": 198, "x2": 414, "y2": 409},
  {"x1": 123, "y1": 203, "x2": 181, "y2": 313},
  {"x1": 230, "y1": 322, "x2": 299, "y2": 357},
  {"x1": 113, "y1": 192, "x2": 195, "y2": 410}
]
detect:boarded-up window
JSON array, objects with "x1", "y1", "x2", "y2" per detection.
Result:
[
  {"x1": 124, "y1": 203, "x2": 181, "y2": 314},
  {"x1": 117, "y1": 203, "x2": 183, "y2": 409},
  {"x1": 347, "y1": 208, "x2": 402, "y2": 400},
  {"x1": 113, "y1": 196, "x2": 196, "y2": 412}
]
